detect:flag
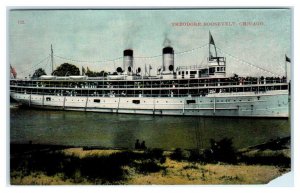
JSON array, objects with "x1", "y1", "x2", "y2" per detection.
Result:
[
  {"x1": 209, "y1": 31, "x2": 215, "y2": 45},
  {"x1": 82, "y1": 66, "x2": 86, "y2": 75},
  {"x1": 285, "y1": 55, "x2": 291, "y2": 63},
  {"x1": 10, "y1": 65, "x2": 17, "y2": 78},
  {"x1": 209, "y1": 31, "x2": 218, "y2": 61}
]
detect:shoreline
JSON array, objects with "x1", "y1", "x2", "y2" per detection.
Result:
[{"x1": 10, "y1": 137, "x2": 290, "y2": 185}]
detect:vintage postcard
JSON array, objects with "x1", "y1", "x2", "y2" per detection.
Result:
[{"x1": 9, "y1": 8, "x2": 291, "y2": 185}]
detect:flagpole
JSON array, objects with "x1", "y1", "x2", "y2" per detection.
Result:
[
  {"x1": 51, "y1": 44, "x2": 54, "y2": 74},
  {"x1": 285, "y1": 54, "x2": 288, "y2": 81},
  {"x1": 209, "y1": 32, "x2": 211, "y2": 61},
  {"x1": 285, "y1": 59, "x2": 287, "y2": 80}
]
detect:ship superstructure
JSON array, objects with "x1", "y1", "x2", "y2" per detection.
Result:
[{"x1": 10, "y1": 33, "x2": 290, "y2": 117}]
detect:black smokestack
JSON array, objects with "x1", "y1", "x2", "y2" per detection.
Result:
[
  {"x1": 123, "y1": 49, "x2": 133, "y2": 74},
  {"x1": 162, "y1": 47, "x2": 174, "y2": 72},
  {"x1": 124, "y1": 49, "x2": 133, "y2": 56},
  {"x1": 163, "y1": 47, "x2": 174, "y2": 54}
]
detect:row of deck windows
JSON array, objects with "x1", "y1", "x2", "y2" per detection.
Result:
[{"x1": 40, "y1": 97, "x2": 254, "y2": 104}]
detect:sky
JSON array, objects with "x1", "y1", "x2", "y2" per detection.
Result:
[{"x1": 9, "y1": 9, "x2": 291, "y2": 78}]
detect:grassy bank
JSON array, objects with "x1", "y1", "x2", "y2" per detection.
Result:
[{"x1": 10, "y1": 137, "x2": 290, "y2": 185}]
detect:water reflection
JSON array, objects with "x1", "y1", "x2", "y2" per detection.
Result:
[{"x1": 10, "y1": 108, "x2": 290, "y2": 150}]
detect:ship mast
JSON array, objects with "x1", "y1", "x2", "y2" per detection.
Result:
[{"x1": 51, "y1": 44, "x2": 54, "y2": 74}]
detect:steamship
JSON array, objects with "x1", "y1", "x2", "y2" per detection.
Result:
[{"x1": 10, "y1": 34, "x2": 290, "y2": 117}]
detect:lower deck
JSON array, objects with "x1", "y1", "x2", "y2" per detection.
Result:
[{"x1": 11, "y1": 90, "x2": 289, "y2": 117}]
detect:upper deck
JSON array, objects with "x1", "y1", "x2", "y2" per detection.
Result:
[{"x1": 10, "y1": 75, "x2": 288, "y2": 98}]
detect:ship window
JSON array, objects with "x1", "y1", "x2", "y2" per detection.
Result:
[
  {"x1": 209, "y1": 67, "x2": 215, "y2": 74},
  {"x1": 179, "y1": 71, "x2": 181, "y2": 75},
  {"x1": 46, "y1": 97, "x2": 51, "y2": 101},
  {"x1": 132, "y1": 100, "x2": 140, "y2": 104},
  {"x1": 187, "y1": 100, "x2": 196, "y2": 104},
  {"x1": 217, "y1": 67, "x2": 220, "y2": 71},
  {"x1": 94, "y1": 99, "x2": 100, "y2": 103},
  {"x1": 186, "y1": 71, "x2": 188, "y2": 75},
  {"x1": 190, "y1": 71, "x2": 197, "y2": 75}
]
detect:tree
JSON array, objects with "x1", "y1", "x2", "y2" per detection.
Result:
[
  {"x1": 85, "y1": 68, "x2": 108, "y2": 77},
  {"x1": 32, "y1": 68, "x2": 46, "y2": 78},
  {"x1": 99, "y1": 70, "x2": 108, "y2": 77},
  {"x1": 52, "y1": 63, "x2": 80, "y2": 76}
]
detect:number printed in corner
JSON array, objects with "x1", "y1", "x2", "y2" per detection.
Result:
[{"x1": 18, "y1": 20, "x2": 25, "y2": 24}]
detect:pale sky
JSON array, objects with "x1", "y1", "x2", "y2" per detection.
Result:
[{"x1": 9, "y1": 9, "x2": 291, "y2": 78}]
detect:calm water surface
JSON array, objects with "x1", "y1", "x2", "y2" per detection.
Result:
[{"x1": 10, "y1": 107, "x2": 290, "y2": 150}]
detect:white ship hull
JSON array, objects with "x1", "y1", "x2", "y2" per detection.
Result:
[{"x1": 11, "y1": 90, "x2": 289, "y2": 117}]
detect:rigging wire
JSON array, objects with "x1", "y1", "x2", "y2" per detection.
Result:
[
  {"x1": 16, "y1": 43, "x2": 282, "y2": 77},
  {"x1": 52, "y1": 43, "x2": 209, "y2": 62},
  {"x1": 53, "y1": 55, "x2": 123, "y2": 63},
  {"x1": 44, "y1": 55, "x2": 51, "y2": 72},
  {"x1": 175, "y1": 43, "x2": 208, "y2": 55},
  {"x1": 17, "y1": 55, "x2": 50, "y2": 75},
  {"x1": 216, "y1": 47, "x2": 280, "y2": 77}
]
